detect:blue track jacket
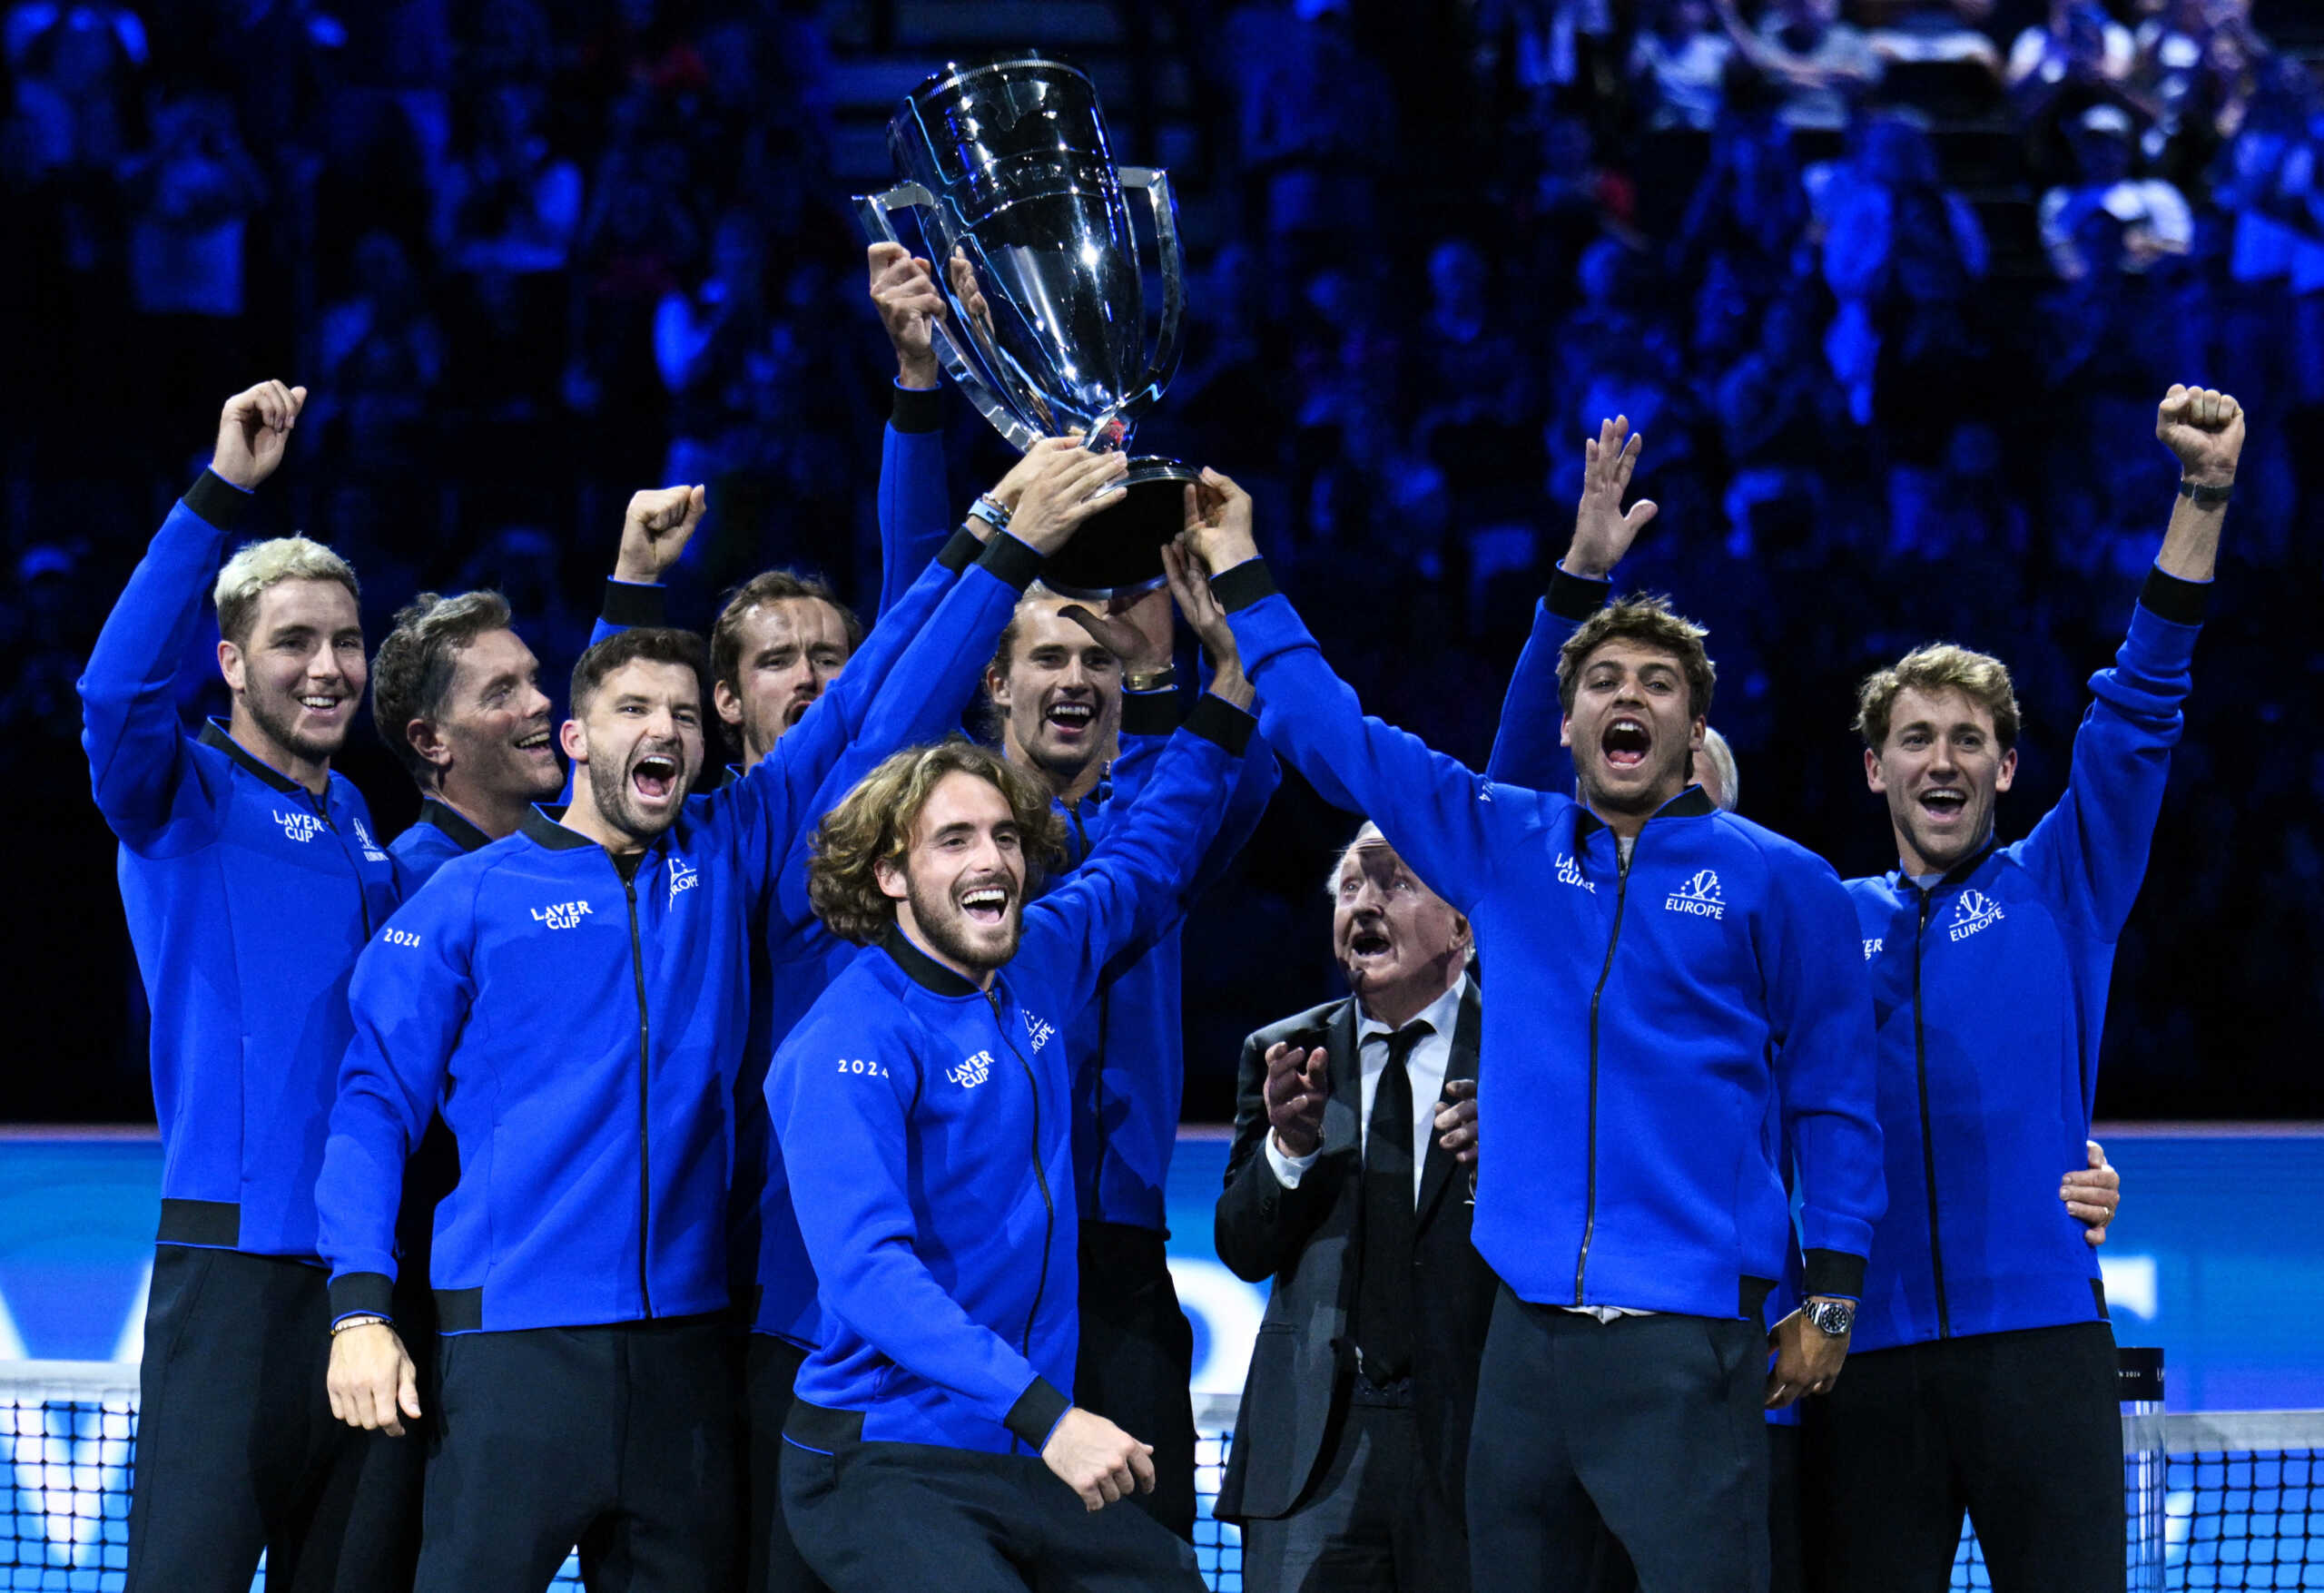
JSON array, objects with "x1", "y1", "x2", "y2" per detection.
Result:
[
  {"x1": 774, "y1": 700, "x2": 1252, "y2": 1454},
  {"x1": 1487, "y1": 563, "x2": 1817, "y2": 1423},
  {"x1": 1849, "y1": 568, "x2": 2207, "y2": 1352},
  {"x1": 1058, "y1": 687, "x2": 1280, "y2": 1233},
  {"x1": 80, "y1": 471, "x2": 405, "y2": 1262},
  {"x1": 390, "y1": 797, "x2": 492, "y2": 881},
  {"x1": 316, "y1": 531, "x2": 1049, "y2": 1332},
  {"x1": 1222, "y1": 560, "x2": 1885, "y2": 1317}
]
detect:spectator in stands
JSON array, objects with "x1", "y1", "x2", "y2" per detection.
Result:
[
  {"x1": 310, "y1": 231, "x2": 448, "y2": 477},
  {"x1": 1713, "y1": 0, "x2": 1884, "y2": 131},
  {"x1": 118, "y1": 92, "x2": 265, "y2": 428},
  {"x1": 1861, "y1": 0, "x2": 2004, "y2": 76},
  {"x1": 2007, "y1": 0, "x2": 2138, "y2": 133},
  {"x1": 2132, "y1": 0, "x2": 2269, "y2": 185},
  {"x1": 1817, "y1": 112, "x2": 1988, "y2": 427},
  {"x1": 2039, "y1": 103, "x2": 2196, "y2": 278},
  {"x1": 435, "y1": 81, "x2": 579, "y2": 279},
  {"x1": 1630, "y1": 0, "x2": 1734, "y2": 131}
]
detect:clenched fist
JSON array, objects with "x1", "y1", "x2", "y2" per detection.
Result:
[{"x1": 2155, "y1": 385, "x2": 2243, "y2": 487}]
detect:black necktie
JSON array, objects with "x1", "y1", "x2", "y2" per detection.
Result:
[{"x1": 1355, "y1": 1021, "x2": 1431, "y2": 1384}]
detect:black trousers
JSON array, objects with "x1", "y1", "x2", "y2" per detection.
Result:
[
  {"x1": 1587, "y1": 1421, "x2": 1805, "y2": 1593},
  {"x1": 415, "y1": 1314, "x2": 735, "y2": 1593},
  {"x1": 1239, "y1": 1379, "x2": 1471, "y2": 1593},
  {"x1": 781, "y1": 1402, "x2": 1205, "y2": 1593},
  {"x1": 124, "y1": 1244, "x2": 422, "y2": 1593},
  {"x1": 1800, "y1": 1322, "x2": 2123, "y2": 1593},
  {"x1": 1466, "y1": 1289, "x2": 1770, "y2": 1593},
  {"x1": 1074, "y1": 1222, "x2": 1197, "y2": 1540},
  {"x1": 741, "y1": 1333, "x2": 830, "y2": 1593}
]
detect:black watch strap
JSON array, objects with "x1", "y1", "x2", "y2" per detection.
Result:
[{"x1": 2177, "y1": 477, "x2": 2233, "y2": 507}]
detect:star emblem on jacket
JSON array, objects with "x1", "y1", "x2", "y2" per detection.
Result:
[{"x1": 1664, "y1": 868, "x2": 1725, "y2": 920}]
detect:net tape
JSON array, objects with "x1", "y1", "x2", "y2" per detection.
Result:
[{"x1": 2, "y1": 1368, "x2": 2316, "y2": 1591}]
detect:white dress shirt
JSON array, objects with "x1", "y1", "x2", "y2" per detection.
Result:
[{"x1": 1265, "y1": 974, "x2": 1469, "y2": 1203}]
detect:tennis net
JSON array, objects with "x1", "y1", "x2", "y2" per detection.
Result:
[{"x1": 5, "y1": 1365, "x2": 2315, "y2": 1590}]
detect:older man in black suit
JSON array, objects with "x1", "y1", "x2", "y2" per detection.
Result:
[{"x1": 1213, "y1": 822, "x2": 1492, "y2": 1593}]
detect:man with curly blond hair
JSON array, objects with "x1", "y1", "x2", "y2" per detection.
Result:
[{"x1": 764, "y1": 554, "x2": 1262, "y2": 1593}]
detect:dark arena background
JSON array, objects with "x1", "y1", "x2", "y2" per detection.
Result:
[{"x1": 5, "y1": 1, "x2": 2324, "y2": 1589}]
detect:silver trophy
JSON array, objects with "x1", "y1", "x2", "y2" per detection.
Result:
[{"x1": 858, "y1": 54, "x2": 1192, "y2": 599}]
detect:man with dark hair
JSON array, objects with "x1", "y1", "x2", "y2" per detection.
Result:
[
  {"x1": 977, "y1": 562, "x2": 1282, "y2": 1540},
  {"x1": 1184, "y1": 465, "x2": 1886, "y2": 1593},
  {"x1": 370, "y1": 588, "x2": 561, "y2": 871},
  {"x1": 79, "y1": 380, "x2": 414, "y2": 1592},
  {"x1": 767, "y1": 556, "x2": 1259, "y2": 1591},
  {"x1": 1487, "y1": 418, "x2": 2125, "y2": 1593},
  {"x1": 314, "y1": 445, "x2": 1127, "y2": 1590},
  {"x1": 1797, "y1": 387, "x2": 2241, "y2": 1593}
]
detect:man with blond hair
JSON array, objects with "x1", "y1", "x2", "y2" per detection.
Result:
[
  {"x1": 767, "y1": 557, "x2": 1261, "y2": 1592},
  {"x1": 78, "y1": 380, "x2": 413, "y2": 1590},
  {"x1": 1185, "y1": 463, "x2": 1885, "y2": 1593},
  {"x1": 1797, "y1": 386, "x2": 2245, "y2": 1593}
]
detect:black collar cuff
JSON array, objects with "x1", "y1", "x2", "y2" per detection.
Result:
[
  {"x1": 198, "y1": 720, "x2": 301, "y2": 792},
  {"x1": 418, "y1": 798, "x2": 493, "y2": 854},
  {"x1": 879, "y1": 923, "x2": 981, "y2": 997},
  {"x1": 183, "y1": 468, "x2": 256, "y2": 532},
  {"x1": 1211, "y1": 558, "x2": 1276, "y2": 614}
]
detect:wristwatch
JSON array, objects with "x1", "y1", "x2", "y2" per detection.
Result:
[{"x1": 1803, "y1": 1298, "x2": 1856, "y2": 1337}]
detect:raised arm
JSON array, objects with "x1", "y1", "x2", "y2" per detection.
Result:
[
  {"x1": 1017, "y1": 703, "x2": 1246, "y2": 1019},
  {"x1": 869, "y1": 242, "x2": 958, "y2": 612},
  {"x1": 80, "y1": 382, "x2": 304, "y2": 846},
  {"x1": 2019, "y1": 386, "x2": 2234, "y2": 966},
  {"x1": 590, "y1": 483, "x2": 704, "y2": 649},
  {"x1": 773, "y1": 1015, "x2": 1069, "y2": 1446},
  {"x1": 1487, "y1": 416, "x2": 1652, "y2": 786},
  {"x1": 725, "y1": 444, "x2": 1131, "y2": 898},
  {"x1": 1186, "y1": 471, "x2": 1523, "y2": 915}
]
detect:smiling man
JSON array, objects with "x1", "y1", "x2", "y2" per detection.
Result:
[
  {"x1": 79, "y1": 381, "x2": 412, "y2": 1592},
  {"x1": 1182, "y1": 466, "x2": 1884, "y2": 1593},
  {"x1": 312, "y1": 462, "x2": 1088, "y2": 1588},
  {"x1": 980, "y1": 556, "x2": 1281, "y2": 1541},
  {"x1": 767, "y1": 647, "x2": 1255, "y2": 1590},
  {"x1": 1798, "y1": 386, "x2": 2243, "y2": 1593},
  {"x1": 370, "y1": 590, "x2": 563, "y2": 872}
]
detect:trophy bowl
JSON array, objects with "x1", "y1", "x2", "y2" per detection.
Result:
[{"x1": 857, "y1": 54, "x2": 1193, "y2": 600}]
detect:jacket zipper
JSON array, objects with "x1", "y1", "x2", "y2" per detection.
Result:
[
  {"x1": 1912, "y1": 890, "x2": 1950, "y2": 1338},
  {"x1": 623, "y1": 870, "x2": 655, "y2": 1319},
  {"x1": 309, "y1": 792, "x2": 375, "y2": 938},
  {"x1": 1574, "y1": 839, "x2": 1634, "y2": 1304},
  {"x1": 990, "y1": 988, "x2": 1055, "y2": 1367}
]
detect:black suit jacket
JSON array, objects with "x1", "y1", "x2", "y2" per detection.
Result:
[{"x1": 1211, "y1": 979, "x2": 1498, "y2": 1522}]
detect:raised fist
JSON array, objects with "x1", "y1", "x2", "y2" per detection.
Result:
[
  {"x1": 615, "y1": 485, "x2": 707, "y2": 585},
  {"x1": 868, "y1": 242, "x2": 947, "y2": 387},
  {"x1": 2155, "y1": 385, "x2": 2243, "y2": 487},
  {"x1": 212, "y1": 381, "x2": 308, "y2": 491}
]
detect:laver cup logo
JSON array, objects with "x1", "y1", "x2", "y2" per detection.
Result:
[
  {"x1": 1949, "y1": 890, "x2": 2005, "y2": 942},
  {"x1": 948, "y1": 1050, "x2": 994, "y2": 1089},
  {"x1": 1665, "y1": 869, "x2": 1726, "y2": 919}
]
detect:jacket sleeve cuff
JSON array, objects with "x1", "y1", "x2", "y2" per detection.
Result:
[
  {"x1": 1801, "y1": 1249, "x2": 1866, "y2": 1303},
  {"x1": 890, "y1": 381, "x2": 944, "y2": 433},
  {"x1": 184, "y1": 469, "x2": 256, "y2": 531},
  {"x1": 1548, "y1": 563, "x2": 1613, "y2": 622},
  {"x1": 1184, "y1": 693, "x2": 1256, "y2": 756},
  {"x1": 328, "y1": 1271, "x2": 397, "y2": 1323},
  {"x1": 1005, "y1": 1376, "x2": 1073, "y2": 1450},
  {"x1": 601, "y1": 579, "x2": 668, "y2": 628},
  {"x1": 2138, "y1": 565, "x2": 2211, "y2": 626},
  {"x1": 976, "y1": 533, "x2": 1045, "y2": 592},
  {"x1": 1210, "y1": 558, "x2": 1277, "y2": 614},
  {"x1": 1121, "y1": 687, "x2": 1187, "y2": 738},
  {"x1": 937, "y1": 525, "x2": 983, "y2": 574}
]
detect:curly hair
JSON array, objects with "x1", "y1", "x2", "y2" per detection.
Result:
[
  {"x1": 1855, "y1": 643, "x2": 2021, "y2": 751},
  {"x1": 370, "y1": 590, "x2": 515, "y2": 786},
  {"x1": 1555, "y1": 594, "x2": 1717, "y2": 723},
  {"x1": 808, "y1": 738, "x2": 1068, "y2": 946}
]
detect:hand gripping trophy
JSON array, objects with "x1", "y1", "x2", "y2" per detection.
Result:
[{"x1": 859, "y1": 54, "x2": 1194, "y2": 599}]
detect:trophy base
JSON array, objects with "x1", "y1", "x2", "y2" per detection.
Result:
[{"x1": 1039, "y1": 457, "x2": 1201, "y2": 602}]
